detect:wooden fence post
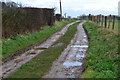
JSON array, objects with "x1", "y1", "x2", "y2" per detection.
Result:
[
  {"x1": 112, "y1": 16, "x2": 115, "y2": 30},
  {"x1": 108, "y1": 14, "x2": 111, "y2": 29},
  {"x1": 88, "y1": 14, "x2": 91, "y2": 21},
  {"x1": 101, "y1": 15, "x2": 104, "y2": 27},
  {"x1": 94, "y1": 16, "x2": 95, "y2": 22},
  {"x1": 97, "y1": 16, "x2": 98, "y2": 24},
  {"x1": 99, "y1": 15, "x2": 101, "y2": 26},
  {"x1": 105, "y1": 16, "x2": 107, "y2": 28},
  {"x1": 91, "y1": 15, "x2": 93, "y2": 21},
  {"x1": 92, "y1": 16, "x2": 94, "y2": 22},
  {"x1": 98, "y1": 15, "x2": 99, "y2": 25}
]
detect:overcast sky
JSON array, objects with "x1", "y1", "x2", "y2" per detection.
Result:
[{"x1": 4, "y1": 0, "x2": 120, "y2": 17}]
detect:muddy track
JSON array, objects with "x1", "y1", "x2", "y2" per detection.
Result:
[
  {"x1": 43, "y1": 21, "x2": 88, "y2": 78},
  {"x1": 1, "y1": 21, "x2": 80, "y2": 78}
]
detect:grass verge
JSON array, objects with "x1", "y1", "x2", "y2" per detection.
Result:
[
  {"x1": 99, "y1": 20, "x2": 119, "y2": 34},
  {"x1": 81, "y1": 22, "x2": 119, "y2": 78},
  {"x1": 2, "y1": 19, "x2": 76, "y2": 59},
  {"x1": 8, "y1": 22, "x2": 79, "y2": 78}
]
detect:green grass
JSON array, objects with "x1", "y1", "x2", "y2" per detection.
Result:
[
  {"x1": 0, "y1": 39, "x2": 2, "y2": 58},
  {"x1": 8, "y1": 22, "x2": 79, "y2": 78},
  {"x1": 99, "y1": 20, "x2": 119, "y2": 34},
  {"x1": 2, "y1": 19, "x2": 76, "y2": 59},
  {"x1": 81, "y1": 22, "x2": 119, "y2": 78}
]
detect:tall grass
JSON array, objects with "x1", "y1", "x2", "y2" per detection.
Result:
[{"x1": 81, "y1": 22, "x2": 119, "y2": 78}]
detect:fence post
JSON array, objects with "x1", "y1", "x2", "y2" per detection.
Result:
[
  {"x1": 92, "y1": 16, "x2": 94, "y2": 22},
  {"x1": 112, "y1": 16, "x2": 115, "y2": 30},
  {"x1": 96, "y1": 16, "x2": 98, "y2": 24},
  {"x1": 105, "y1": 16, "x2": 107, "y2": 28},
  {"x1": 94, "y1": 16, "x2": 95, "y2": 22},
  {"x1": 99, "y1": 15, "x2": 101, "y2": 26},
  {"x1": 97, "y1": 15, "x2": 100, "y2": 25},
  {"x1": 88, "y1": 14, "x2": 91, "y2": 21},
  {"x1": 101, "y1": 16, "x2": 104, "y2": 27},
  {"x1": 108, "y1": 14, "x2": 111, "y2": 29}
]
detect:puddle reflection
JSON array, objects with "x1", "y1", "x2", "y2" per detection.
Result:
[
  {"x1": 76, "y1": 54, "x2": 85, "y2": 58},
  {"x1": 71, "y1": 45, "x2": 88, "y2": 48},
  {"x1": 63, "y1": 61, "x2": 82, "y2": 68}
]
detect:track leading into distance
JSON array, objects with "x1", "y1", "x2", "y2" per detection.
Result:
[
  {"x1": 2, "y1": 21, "x2": 80, "y2": 78},
  {"x1": 43, "y1": 21, "x2": 88, "y2": 78}
]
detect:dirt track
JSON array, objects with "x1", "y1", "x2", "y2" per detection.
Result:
[
  {"x1": 43, "y1": 21, "x2": 88, "y2": 78},
  {"x1": 1, "y1": 21, "x2": 79, "y2": 78}
]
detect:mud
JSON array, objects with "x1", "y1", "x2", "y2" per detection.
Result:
[
  {"x1": 43, "y1": 21, "x2": 88, "y2": 78},
  {"x1": 1, "y1": 21, "x2": 80, "y2": 78}
]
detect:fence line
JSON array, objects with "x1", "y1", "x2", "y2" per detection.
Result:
[
  {"x1": 79, "y1": 14, "x2": 119, "y2": 34},
  {"x1": 85, "y1": 14, "x2": 119, "y2": 30}
]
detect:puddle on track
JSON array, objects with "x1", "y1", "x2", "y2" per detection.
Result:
[
  {"x1": 61, "y1": 22, "x2": 88, "y2": 78},
  {"x1": 84, "y1": 36, "x2": 87, "y2": 38},
  {"x1": 43, "y1": 21, "x2": 88, "y2": 78},
  {"x1": 63, "y1": 61, "x2": 82, "y2": 68},
  {"x1": 79, "y1": 48, "x2": 86, "y2": 52},
  {"x1": 2, "y1": 21, "x2": 78, "y2": 78},
  {"x1": 83, "y1": 39, "x2": 88, "y2": 43},
  {"x1": 76, "y1": 54, "x2": 85, "y2": 58},
  {"x1": 71, "y1": 45, "x2": 88, "y2": 48}
]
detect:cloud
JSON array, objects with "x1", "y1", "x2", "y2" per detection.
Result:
[{"x1": 10, "y1": 0, "x2": 119, "y2": 17}]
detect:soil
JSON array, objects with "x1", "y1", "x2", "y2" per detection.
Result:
[
  {"x1": 43, "y1": 21, "x2": 88, "y2": 78},
  {"x1": 1, "y1": 21, "x2": 79, "y2": 78}
]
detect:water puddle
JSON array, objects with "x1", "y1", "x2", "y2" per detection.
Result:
[
  {"x1": 79, "y1": 48, "x2": 86, "y2": 53},
  {"x1": 73, "y1": 48, "x2": 78, "y2": 51},
  {"x1": 71, "y1": 69, "x2": 76, "y2": 73},
  {"x1": 79, "y1": 48, "x2": 86, "y2": 52},
  {"x1": 69, "y1": 54, "x2": 75, "y2": 58},
  {"x1": 63, "y1": 68, "x2": 77, "y2": 78},
  {"x1": 63, "y1": 61, "x2": 82, "y2": 68},
  {"x1": 84, "y1": 36, "x2": 87, "y2": 38},
  {"x1": 76, "y1": 54, "x2": 85, "y2": 58},
  {"x1": 71, "y1": 45, "x2": 88, "y2": 48},
  {"x1": 83, "y1": 39, "x2": 87, "y2": 42},
  {"x1": 76, "y1": 41, "x2": 79, "y2": 43},
  {"x1": 2, "y1": 21, "x2": 77, "y2": 78}
]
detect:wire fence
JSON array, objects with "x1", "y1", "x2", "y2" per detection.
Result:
[{"x1": 80, "y1": 14, "x2": 119, "y2": 33}]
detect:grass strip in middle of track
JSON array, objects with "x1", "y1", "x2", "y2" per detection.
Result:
[{"x1": 9, "y1": 22, "x2": 80, "y2": 78}]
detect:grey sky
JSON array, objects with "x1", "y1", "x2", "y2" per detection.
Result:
[{"x1": 4, "y1": 0, "x2": 120, "y2": 17}]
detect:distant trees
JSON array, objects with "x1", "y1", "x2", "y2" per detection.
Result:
[{"x1": 1, "y1": 1, "x2": 23, "y2": 9}]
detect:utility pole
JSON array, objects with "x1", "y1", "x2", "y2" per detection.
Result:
[
  {"x1": 64, "y1": 13, "x2": 66, "y2": 18},
  {"x1": 59, "y1": 0, "x2": 62, "y2": 16}
]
